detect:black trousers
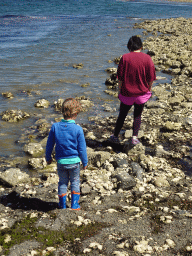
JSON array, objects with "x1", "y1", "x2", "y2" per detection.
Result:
[{"x1": 114, "y1": 102, "x2": 144, "y2": 137}]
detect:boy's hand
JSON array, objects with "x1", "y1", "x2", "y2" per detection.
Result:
[
  {"x1": 83, "y1": 166, "x2": 87, "y2": 170},
  {"x1": 47, "y1": 159, "x2": 53, "y2": 165}
]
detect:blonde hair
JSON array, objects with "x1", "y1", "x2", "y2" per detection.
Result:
[{"x1": 62, "y1": 98, "x2": 82, "y2": 119}]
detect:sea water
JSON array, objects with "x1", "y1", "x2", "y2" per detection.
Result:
[{"x1": 0, "y1": 0, "x2": 192, "y2": 157}]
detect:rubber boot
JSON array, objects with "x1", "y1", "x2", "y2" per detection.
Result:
[
  {"x1": 71, "y1": 191, "x2": 80, "y2": 210},
  {"x1": 58, "y1": 193, "x2": 67, "y2": 209}
]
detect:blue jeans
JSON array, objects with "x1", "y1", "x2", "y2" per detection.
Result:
[{"x1": 57, "y1": 163, "x2": 80, "y2": 195}]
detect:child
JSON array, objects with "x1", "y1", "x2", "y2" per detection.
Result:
[{"x1": 46, "y1": 98, "x2": 88, "y2": 210}]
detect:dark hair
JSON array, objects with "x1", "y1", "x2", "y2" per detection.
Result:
[
  {"x1": 127, "y1": 36, "x2": 143, "y2": 52},
  {"x1": 62, "y1": 98, "x2": 82, "y2": 119}
]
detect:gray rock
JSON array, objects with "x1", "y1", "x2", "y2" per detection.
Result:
[
  {"x1": 1, "y1": 110, "x2": 30, "y2": 122},
  {"x1": 131, "y1": 162, "x2": 143, "y2": 181},
  {"x1": 34, "y1": 99, "x2": 50, "y2": 108},
  {"x1": 88, "y1": 151, "x2": 111, "y2": 167},
  {"x1": 0, "y1": 168, "x2": 30, "y2": 187},
  {"x1": 8, "y1": 241, "x2": 40, "y2": 256},
  {"x1": 115, "y1": 171, "x2": 136, "y2": 190},
  {"x1": 81, "y1": 184, "x2": 92, "y2": 195},
  {"x1": 146, "y1": 101, "x2": 167, "y2": 109},
  {"x1": 24, "y1": 143, "x2": 44, "y2": 156},
  {"x1": 124, "y1": 142, "x2": 145, "y2": 161},
  {"x1": 28, "y1": 158, "x2": 47, "y2": 169},
  {"x1": 2, "y1": 92, "x2": 14, "y2": 99},
  {"x1": 163, "y1": 121, "x2": 182, "y2": 131},
  {"x1": 154, "y1": 176, "x2": 170, "y2": 187}
]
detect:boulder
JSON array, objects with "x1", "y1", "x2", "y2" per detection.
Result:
[
  {"x1": 54, "y1": 99, "x2": 64, "y2": 112},
  {"x1": 28, "y1": 158, "x2": 47, "y2": 169},
  {"x1": 162, "y1": 121, "x2": 182, "y2": 131},
  {"x1": 115, "y1": 171, "x2": 136, "y2": 190},
  {"x1": 2, "y1": 92, "x2": 14, "y2": 99},
  {"x1": 168, "y1": 95, "x2": 185, "y2": 106},
  {"x1": 154, "y1": 176, "x2": 170, "y2": 187},
  {"x1": 73, "y1": 63, "x2": 83, "y2": 69},
  {"x1": 124, "y1": 142, "x2": 145, "y2": 161},
  {"x1": 34, "y1": 99, "x2": 50, "y2": 108},
  {"x1": 24, "y1": 143, "x2": 44, "y2": 157},
  {"x1": 1, "y1": 110, "x2": 30, "y2": 122},
  {"x1": 88, "y1": 151, "x2": 111, "y2": 167},
  {"x1": 131, "y1": 162, "x2": 143, "y2": 181},
  {"x1": 0, "y1": 168, "x2": 29, "y2": 187}
]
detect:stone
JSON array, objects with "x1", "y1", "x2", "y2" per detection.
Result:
[
  {"x1": 34, "y1": 99, "x2": 50, "y2": 108},
  {"x1": 168, "y1": 95, "x2": 185, "y2": 106},
  {"x1": 146, "y1": 101, "x2": 166, "y2": 109},
  {"x1": 163, "y1": 121, "x2": 182, "y2": 131},
  {"x1": 81, "y1": 184, "x2": 91, "y2": 195},
  {"x1": 54, "y1": 99, "x2": 64, "y2": 111},
  {"x1": 124, "y1": 142, "x2": 145, "y2": 161},
  {"x1": 165, "y1": 239, "x2": 176, "y2": 248},
  {"x1": 115, "y1": 171, "x2": 136, "y2": 190},
  {"x1": 1, "y1": 110, "x2": 30, "y2": 122},
  {"x1": 0, "y1": 168, "x2": 30, "y2": 187},
  {"x1": 73, "y1": 63, "x2": 84, "y2": 69},
  {"x1": 131, "y1": 162, "x2": 143, "y2": 181},
  {"x1": 28, "y1": 158, "x2": 47, "y2": 169},
  {"x1": 154, "y1": 176, "x2": 170, "y2": 187},
  {"x1": 2, "y1": 92, "x2": 14, "y2": 99},
  {"x1": 105, "y1": 67, "x2": 117, "y2": 73},
  {"x1": 24, "y1": 143, "x2": 44, "y2": 157}
]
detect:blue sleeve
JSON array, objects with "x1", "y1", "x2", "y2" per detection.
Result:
[
  {"x1": 77, "y1": 128, "x2": 88, "y2": 167},
  {"x1": 46, "y1": 125, "x2": 55, "y2": 162}
]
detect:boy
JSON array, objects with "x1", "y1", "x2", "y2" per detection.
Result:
[{"x1": 46, "y1": 98, "x2": 88, "y2": 210}]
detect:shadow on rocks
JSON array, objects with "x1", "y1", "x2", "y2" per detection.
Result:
[
  {"x1": 86, "y1": 138, "x2": 125, "y2": 152},
  {"x1": 0, "y1": 191, "x2": 58, "y2": 212}
]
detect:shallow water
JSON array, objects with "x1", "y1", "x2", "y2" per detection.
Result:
[{"x1": 0, "y1": 0, "x2": 192, "y2": 157}]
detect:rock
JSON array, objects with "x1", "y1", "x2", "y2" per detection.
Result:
[
  {"x1": 162, "y1": 121, "x2": 182, "y2": 131},
  {"x1": 34, "y1": 99, "x2": 50, "y2": 108},
  {"x1": 81, "y1": 184, "x2": 91, "y2": 195},
  {"x1": 54, "y1": 99, "x2": 64, "y2": 112},
  {"x1": 75, "y1": 96, "x2": 93, "y2": 111},
  {"x1": 28, "y1": 158, "x2": 47, "y2": 169},
  {"x1": 86, "y1": 132, "x2": 97, "y2": 140},
  {"x1": 80, "y1": 83, "x2": 90, "y2": 88},
  {"x1": 154, "y1": 176, "x2": 170, "y2": 187},
  {"x1": 2, "y1": 92, "x2": 14, "y2": 99},
  {"x1": 24, "y1": 143, "x2": 44, "y2": 157},
  {"x1": 155, "y1": 145, "x2": 171, "y2": 157},
  {"x1": 165, "y1": 239, "x2": 176, "y2": 248},
  {"x1": 105, "y1": 68, "x2": 117, "y2": 73},
  {"x1": 185, "y1": 116, "x2": 192, "y2": 125},
  {"x1": 0, "y1": 168, "x2": 30, "y2": 187},
  {"x1": 124, "y1": 142, "x2": 145, "y2": 161},
  {"x1": 1, "y1": 110, "x2": 30, "y2": 122},
  {"x1": 131, "y1": 162, "x2": 143, "y2": 181},
  {"x1": 88, "y1": 151, "x2": 111, "y2": 167},
  {"x1": 168, "y1": 95, "x2": 185, "y2": 106},
  {"x1": 115, "y1": 171, "x2": 136, "y2": 190},
  {"x1": 73, "y1": 63, "x2": 84, "y2": 69},
  {"x1": 146, "y1": 101, "x2": 167, "y2": 109},
  {"x1": 133, "y1": 239, "x2": 153, "y2": 254}
]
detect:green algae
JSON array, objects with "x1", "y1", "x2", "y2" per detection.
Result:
[{"x1": 0, "y1": 214, "x2": 108, "y2": 255}]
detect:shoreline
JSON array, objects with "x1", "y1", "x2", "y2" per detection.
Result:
[{"x1": 0, "y1": 16, "x2": 192, "y2": 255}]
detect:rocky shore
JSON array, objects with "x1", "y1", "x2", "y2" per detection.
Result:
[{"x1": 0, "y1": 17, "x2": 192, "y2": 256}]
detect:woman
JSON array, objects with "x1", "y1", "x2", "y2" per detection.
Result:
[{"x1": 111, "y1": 36, "x2": 156, "y2": 145}]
